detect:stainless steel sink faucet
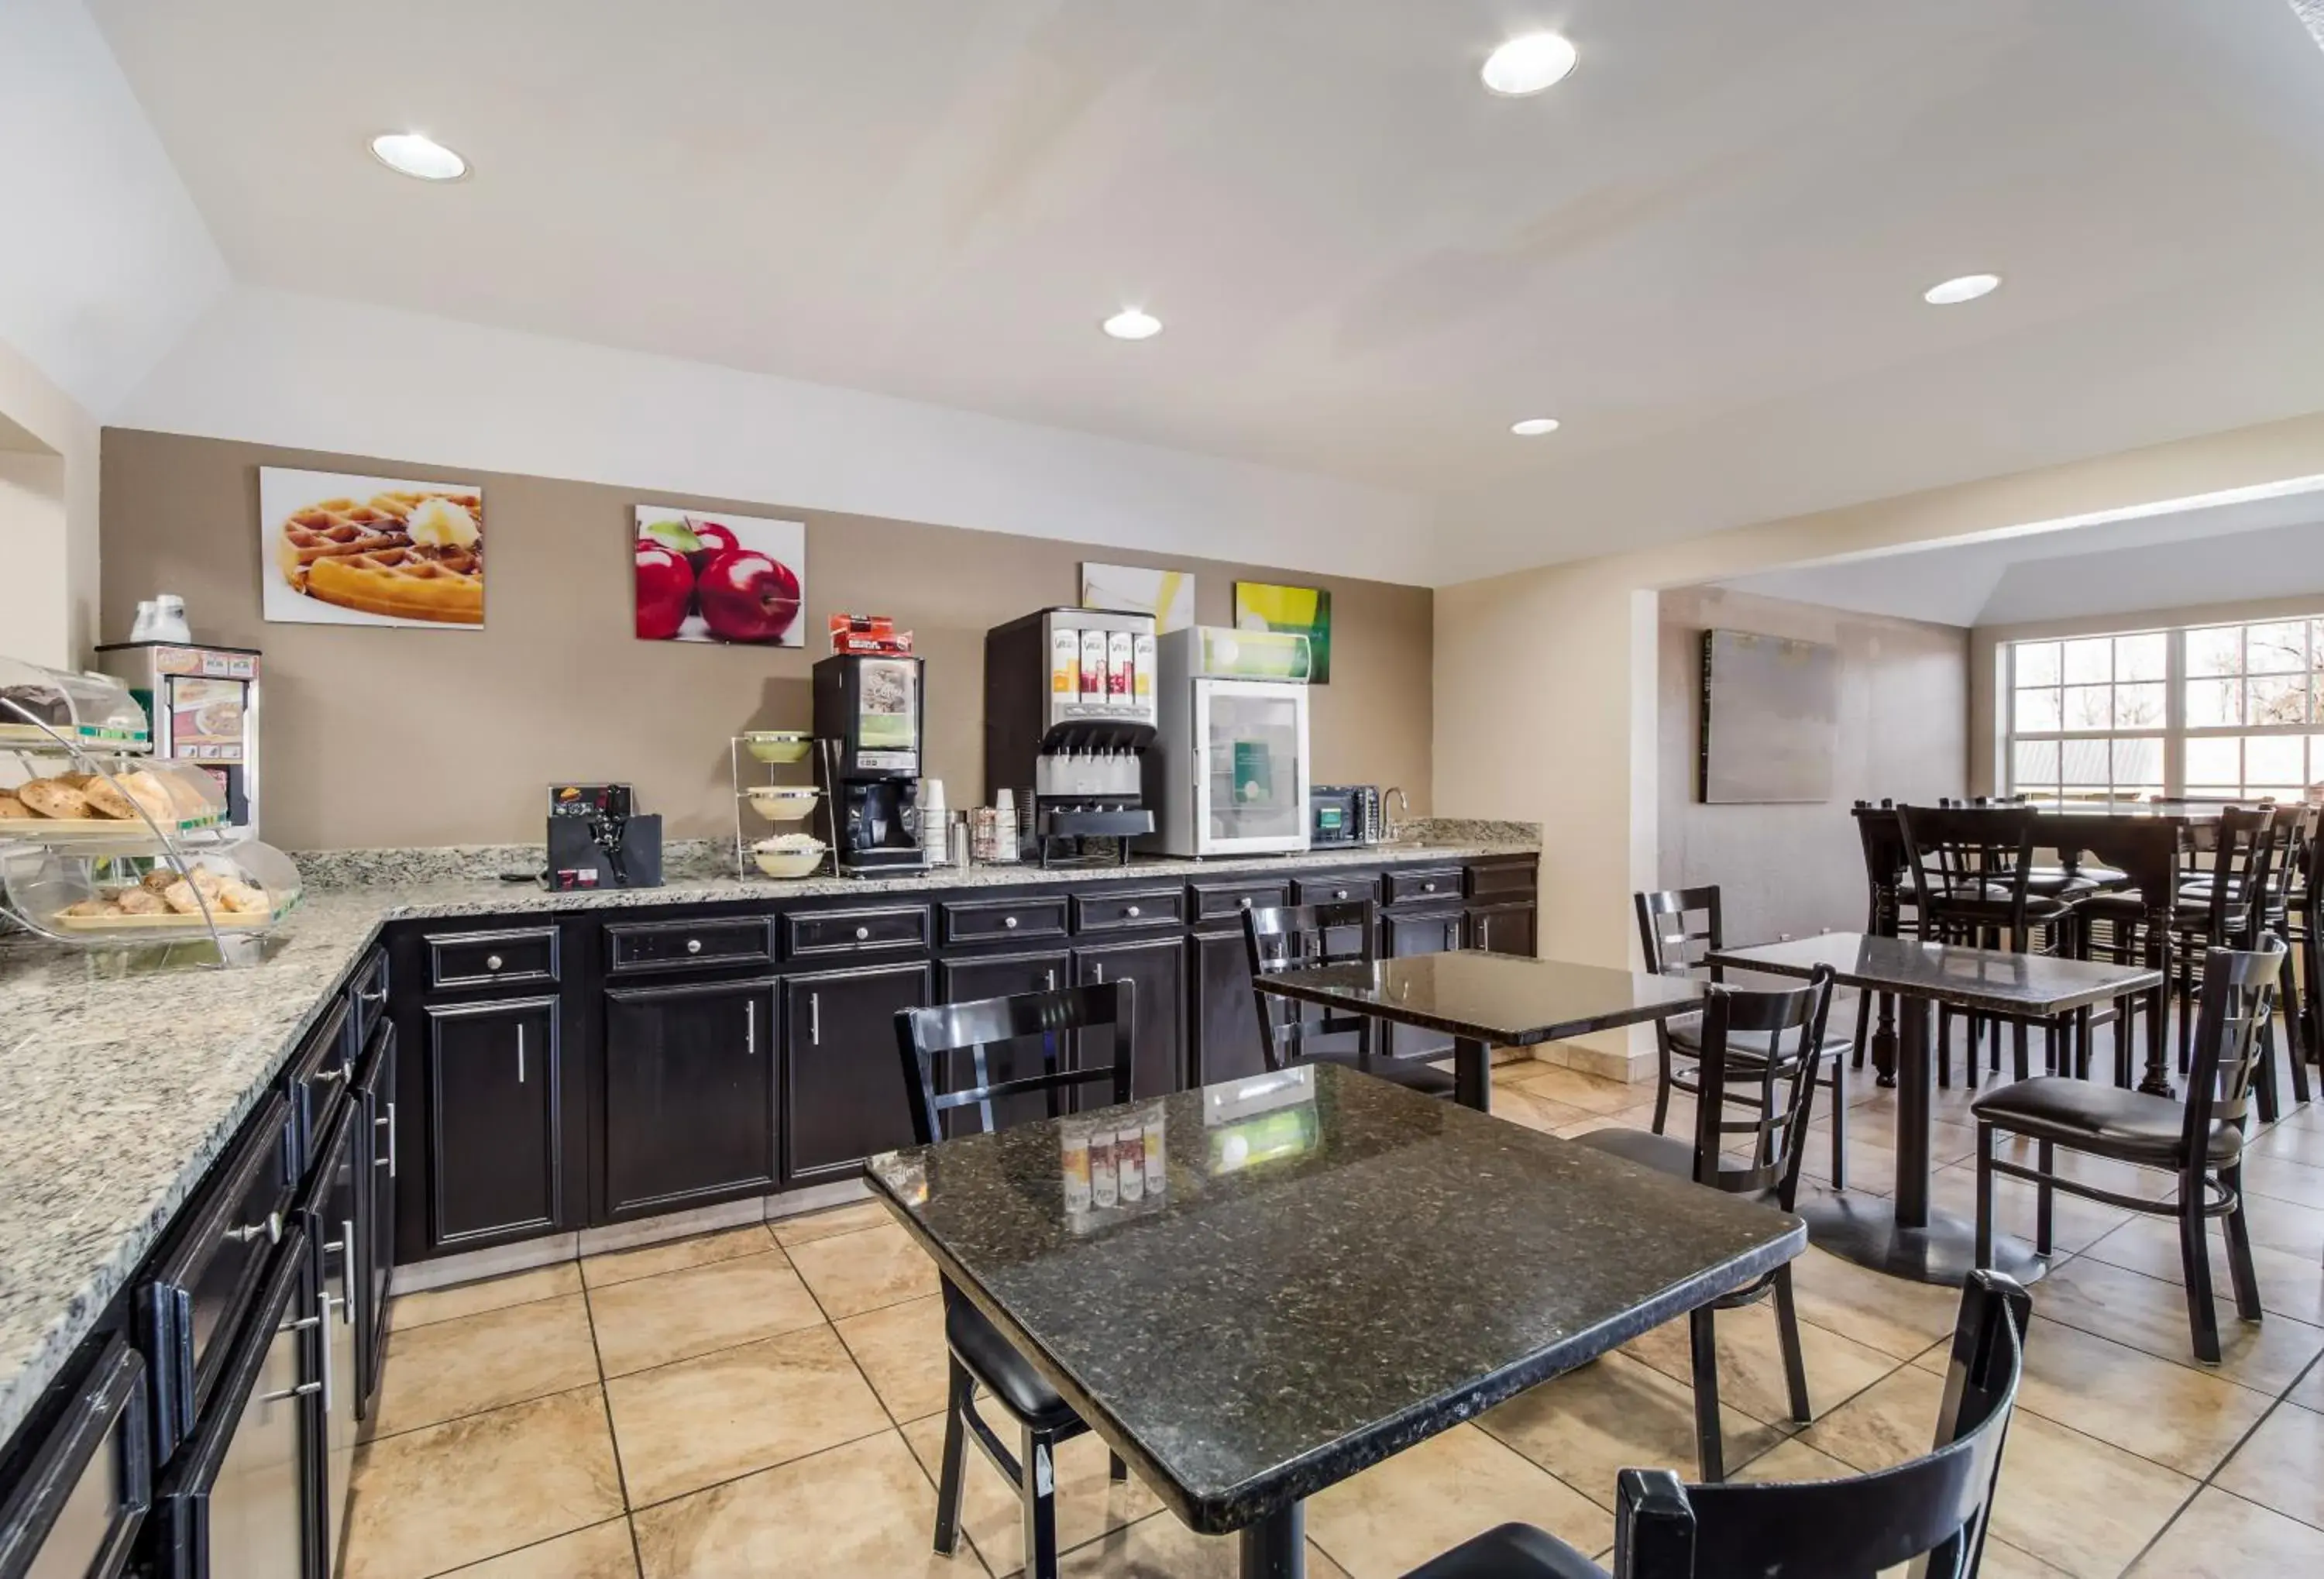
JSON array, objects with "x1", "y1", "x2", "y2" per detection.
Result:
[{"x1": 1383, "y1": 786, "x2": 1412, "y2": 843}]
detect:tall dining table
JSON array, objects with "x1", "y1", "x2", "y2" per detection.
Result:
[
  {"x1": 1855, "y1": 799, "x2": 2215, "y2": 1098},
  {"x1": 867, "y1": 1062, "x2": 1804, "y2": 1578},
  {"x1": 1707, "y1": 931, "x2": 2160, "y2": 1285},
  {"x1": 1249, "y1": 948, "x2": 1708, "y2": 1111}
]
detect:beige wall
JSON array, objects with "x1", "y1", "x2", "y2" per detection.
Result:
[
  {"x1": 0, "y1": 337, "x2": 100, "y2": 669},
  {"x1": 1659, "y1": 587, "x2": 1966, "y2": 946},
  {"x1": 99, "y1": 428, "x2": 1433, "y2": 850}
]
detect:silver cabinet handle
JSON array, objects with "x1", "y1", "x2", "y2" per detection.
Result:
[
  {"x1": 1045, "y1": 969, "x2": 1057, "y2": 990},
  {"x1": 745, "y1": 999, "x2": 757, "y2": 1055},
  {"x1": 854, "y1": 925, "x2": 870, "y2": 941},
  {"x1": 485, "y1": 954, "x2": 504, "y2": 972},
  {"x1": 1093, "y1": 962, "x2": 1106, "y2": 983},
  {"x1": 1238, "y1": 897, "x2": 1253, "y2": 910},
  {"x1": 1003, "y1": 915, "x2": 1019, "y2": 930},
  {"x1": 1126, "y1": 905, "x2": 1140, "y2": 918},
  {"x1": 262, "y1": 1377, "x2": 321, "y2": 1404},
  {"x1": 686, "y1": 937, "x2": 703, "y2": 955},
  {"x1": 339, "y1": 1219, "x2": 358, "y2": 1325},
  {"x1": 1334, "y1": 889, "x2": 1349, "y2": 900},
  {"x1": 376, "y1": 1101, "x2": 397, "y2": 1178},
  {"x1": 225, "y1": 1211, "x2": 281, "y2": 1246},
  {"x1": 515, "y1": 1023, "x2": 526, "y2": 1085},
  {"x1": 287, "y1": 1302, "x2": 336, "y2": 1416},
  {"x1": 312, "y1": 1065, "x2": 346, "y2": 1085},
  {"x1": 358, "y1": 989, "x2": 385, "y2": 1006},
  {"x1": 810, "y1": 992, "x2": 820, "y2": 1045},
  {"x1": 1422, "y1": 882, "x2": 1438, "y2": 893}
]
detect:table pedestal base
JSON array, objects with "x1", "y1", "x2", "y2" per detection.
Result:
[
  {"x1": 1797, "y1": 1189, "x2": 2048, "y2": 1288},
  {"x1": 1240, "y1": 1501, "x2": 1305, "y2": 1578}
]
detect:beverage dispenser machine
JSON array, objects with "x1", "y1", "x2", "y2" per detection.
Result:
[
  {"x1": 93, "y1": 641, "x2": 263, "y2": 833},
  {"x1": 984, "y1": 607, "x2": 1157, "y2": 866},
  {"x1": 812, "y1": 653, "x2": 930, "y2": 872}
]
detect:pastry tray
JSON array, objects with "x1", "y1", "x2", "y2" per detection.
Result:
[
  {"x1": 0, "y1": 815, "x2": 223, "y2": 843},
  {"x1": 52, "y1": 909, "x2": 273, "y2": 933}
]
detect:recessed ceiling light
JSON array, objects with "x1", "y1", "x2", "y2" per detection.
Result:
[
  {"x1": 1923, "y1": 273, "x2": 2001, "y2": 305},
  {"x1": 370, "y1": 132, "x2": 468, "y2": 181},
  {"x1": 1102, "y1": 308, "x2": 1162, "y2": 341},
  {"x1": 1510, "y1": 417, "x2": 1561, "y2": 436},
  {"x1": 1481, "y1": 33, "x2": 1580, "y2": 96}
]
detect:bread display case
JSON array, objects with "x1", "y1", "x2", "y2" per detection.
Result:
[{"x1": 0, "y1": 654, "x2": 297, "y2": 960}]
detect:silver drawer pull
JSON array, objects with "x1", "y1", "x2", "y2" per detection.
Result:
[
  {"x1": 261, "y1": 1381, "x2": 321, "y2": 1403},
  {"x1": 377, "y1": 1100, "x2": 397, "y2": 1178},
  {"x1": 311, "y1": 1065, "x2": 346, "y2": 1086},
  {"x1": 745, "y1": 999, "x2": 756, "y2": 1055},
  {"x1": 339, "y1": 1220, "x2": 358, "y2": 1323},
  {"x1": 686, "y1": 938, "x2": 703, "y2": 955},
  {"x1": 1422, "y1": 882, "x2": 1438, "y2": 893},
  {"x1": 358, "y1": 989, "x2": 385, "y2": 1006},
  {"x1": 1238, "y1": 897, "x2": 1253, "y2": 910},
  {"x1": 810, "y1": 992, "x2": 821, "y2": 1045},
  {"x1": 516, "y1": 1023, "x2": 526, "y2": 1084},
  {"x1": 1003, "y1": 915, "x2": 1019, "y2": 930},
  {"x1": 854, "y1": 925, "x2": 870, "y2": 941},
  {"x1": 484, "y1": 954, "x2": 504, "y2": 972},
  {"x1": 225, "y1": 1211, "x2": 281, "y2": 1246},
  {"x1": 1334, "y1": 889, "x2": 1349, "y2": 900},
  {"x1": 1126, "y1": 905, "x2": 1140, "y2": 918}
]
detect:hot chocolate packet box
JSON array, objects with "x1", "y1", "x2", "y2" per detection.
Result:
[{"x1": 828, "y1": 613, "x2": 913, "y2": 654}]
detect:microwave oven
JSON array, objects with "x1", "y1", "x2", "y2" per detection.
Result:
[{"x1": 1309, "y1": 785, "x2": 1381, "y2": 847}]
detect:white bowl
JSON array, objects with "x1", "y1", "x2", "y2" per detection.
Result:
[
  {"x1": 744, "y1": 731, "x2": 813, "y2": 764},
  {"x1": 748, "y1": 786, "x2": 820, "y2": 822},
  {"x1": 751, "y1": 841, "x2": 827, "y2": 879}
]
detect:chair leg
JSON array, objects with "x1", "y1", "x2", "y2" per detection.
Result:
[
  {"x1": 1108, "y1": 1451, "x2": 1128, "y2": 1484},
  {"x1": 2013, "y1": 1020, "x2": 2030, "y2": 1082},
  {"x1": 1827, "y1": 1060, "x2": 1848, "y2": 1194},
  {"x1": 2220, "y1": 1165, "x2": 2264, "y2": 1323},
  {"x1": 2114, "y1": 993, "x2": 2137, "y2": 1089},
  {"x1": 1772, "y1": 1264, "x2": 1813, "y2": 1424},
  {"x1": 2179, "y1": 1167, "x2": 2223, "y2": 1365},
  {"x1": 1689, "y1": 1306, "x2": 1725, "y2": 1483},
  {"x1": 1975, "y1": 1123, "x2": 1996, "y2": 1268},
  {"x1": 2035, "y1": 1140, "x2": 2054, "y2": 1257},
  {"x1": 1651, "y1": 1065, "x2": 1672, "y2": 1137},
  {"x1": 2256, "y1": 1019, "x2": 2281, "y2": 1127},
  {"x1": 1851, "y1": 988, "x2": 1871, "y2": 1071},
  {"x1": 932, "y1": 1357, "x2": 971, "y2": 1556},
  {"x1": 1937, "y1": 1006, "x2": 1954, "y2": 1090},
  {"x1": 1021, "y1": 1426, "x2": 1061, "y2": 1579}
]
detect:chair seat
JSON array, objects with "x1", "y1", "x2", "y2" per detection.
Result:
[
  {"x1": 947, "y1": 1295, "x2": 1078, "y2": 1429},
  {"x1": 1567, "y1": 1127, "x2": 1786, "y2": 1207},
  {"x1": 1401, "y1": 1522, "x2": 1607, "y2": 1579},
  {"x1": 1969, "y1": 1075, "x2": 2242, "y2": 1166},
  {"x1": 1665, "y1": 1019, "x2": 1849, "y2": 1067}
]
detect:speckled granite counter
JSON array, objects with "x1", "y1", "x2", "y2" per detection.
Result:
[{"x1": 0, "y1": 838, "x2": 1535, "y2": 1446}]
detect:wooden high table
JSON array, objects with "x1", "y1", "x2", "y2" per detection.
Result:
[
  {"x1": 1707, "y1": 931, "x2": 2160, "y2": 1285},
  {"x1": 1854, "y1": 800, "x2": 2215, "y2": 1099}
]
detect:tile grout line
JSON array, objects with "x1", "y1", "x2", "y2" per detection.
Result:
[
  {"x1": 2116, "y1": 1349, "x2": 2324, "y2": 1575},
  {"x1": 576, "y1": 1244, "x2": 650, "y2": 1577}
]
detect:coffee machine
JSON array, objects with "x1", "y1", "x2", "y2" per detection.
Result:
[
  {"x1": 812, "y1": 653, "x2": 929, "y2": 872},
  {"x1": 984, "y1": 607, "x2": 1157, "y2": 867}
]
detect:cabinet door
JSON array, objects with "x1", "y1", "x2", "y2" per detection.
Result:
[
  {"x1": 424, "y1": 997, "x2": 562, "y2": 1250},
  {"x1": 1076, "y1": 936, "x2": 1187, "y2": 1100},
  {"x1": 936, "y1": 952, "x2": 1073, "y2": 1135},
  {"x1": 296, "y1": 1105, "x2": 362, "y2": 1574},
  {"x1": 1383, "y1": 904, "x2": 1467, "y2": 1059},
  {"x1": 782, "y1": 963, "x2": 930, "y2": 1187},
  {"x1": 602, "y1": 979, "x2": 778, "y2": 1217},
  {"x1": 1468, "y1": 903, "x2": 1537, "y2": 960},
  {"x1": 353, "y1": 1023, "x2": 396, "y2": 1419},
  {"x1": 1191, "y1": 930, "x2": 1268, "y2": 1088}
]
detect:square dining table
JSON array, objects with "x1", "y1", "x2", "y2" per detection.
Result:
[
  {"x1": 1705, "y1": 931, "x2": 2161, "y2": 1286},
  {"x1": 1250, "y1": 948, "x2": 1709, "y2": 1111},
  {"x1": 867, "y1": 1061, "x2": 1804, "y2": 1578}
]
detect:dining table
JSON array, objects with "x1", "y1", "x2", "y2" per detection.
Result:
[
  {"x1": 1248, "y1": 948, "x2": 1708, "y2": 1111},
  {"x1": 1705, "y1": 931, "x2": 2161, "y2": 1286},
  {"x1": 865, "y1": 1061, "x2": 1805, "y2": 1578}
]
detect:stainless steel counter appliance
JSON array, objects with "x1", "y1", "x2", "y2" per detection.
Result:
[
  {"x1": 813, "y1": 653, "x2": 929, "y2": 873},
  {"x1": 93, "y1": 641, "x2": 262, "y2": 833},
  {"x1": 1143, "y1": 625, "x2": 1314, "y2": 858},
  {"x1": 1309, "y1": 785, "x2": 1382, "y2": 847},
  {"x1": 984, "y1": 607, "x2": 1157, "y2": 866}
]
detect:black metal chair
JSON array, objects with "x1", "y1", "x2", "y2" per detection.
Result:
[
  {"x1": 1244, "y1": 900, "x2": 1457, "y2": 1096},
  {"x1": 1571, "y1": 965, "x2": 1836, "y2": 1481},
  {"x1": 1971, "y1": 934, "x2": 2286, "y2": 1364},
  {"x1": 1899, "y1": 803, "x2": 2087, "y2": 1088},
  {"x1": 1398, "y1": 1271, "x2": 2033, "y2": 1579},
  {"x1": 894, "y1": 981, "x2": 1138, "y2": 1578},
  {"x1": 1635, "y1": 887, "x2": 1849, "y2": 1187}
]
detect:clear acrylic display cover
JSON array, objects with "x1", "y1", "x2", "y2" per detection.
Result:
[
  {"x1": 1191, "y1": 627, "x2": 1313, "y2": 683},
  {"x1": 2, "y1": 836, "x2": 301, "y2": 943},
  {"x1": 0, "y1": 757, "x2": 228, "y2": 848},
  {"x1": 0, "y1": 655, "x2": 150, "y2": 750}
]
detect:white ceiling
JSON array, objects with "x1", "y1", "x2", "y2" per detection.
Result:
[{"x1": 41, "y1": 0, "x2": 2324, "y2": 583}]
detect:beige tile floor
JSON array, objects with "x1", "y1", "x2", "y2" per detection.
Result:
[{"x1": 342, "y1": 1066, "x2": 2324, "y2": 1579}]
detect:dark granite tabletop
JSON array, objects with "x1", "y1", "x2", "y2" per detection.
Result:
[
  {"x1": 1705, "y1": 931, "x2": 2162, "y2": 1016},
  {"x1": 1250, "y1": 950, "x2": 1706, "y2": 1048},
  {"x1": 865, "y1": 1062, "x2": 1803, "y2": 1534}
]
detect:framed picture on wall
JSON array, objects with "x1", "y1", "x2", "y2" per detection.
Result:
[
  {"x1": 634, "y1": 507, "x2": 806, "y2": 645},
  {"x1": 1081, "y1": 562, "x2": 1196, "y2": 631},
  {"x1": 260, "y1": 467, "x2": 486, "y2": 629},
  {"x1": 1232, "y1": 580, "x2": 1332, "y2": 683}
]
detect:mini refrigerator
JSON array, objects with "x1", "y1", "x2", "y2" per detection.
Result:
[
  {"x1": 94, "y1": 642, "x2": 263, "y2": 833},
  {"x1": 1143, "y1": 626, "x2": 1313, "y2": 857}
]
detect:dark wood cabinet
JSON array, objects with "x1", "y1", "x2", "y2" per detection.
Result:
[
  {"x1": 0, "y1": 1340, "x2": 149, "y2": 1579},
  {"x1": 1467, "y1": 902, "x2": 1537, "y2": 959},
  {"x1": 422, "y1": 996, "x2": 562, "y2": 1251},
  {"x1": 781, "y1": 962, "x2": 930, "y2": 1187},
  {"x1": 1191, "y1": 929, "x2": 1268, "y2": 1087},
  {"x1": 1383, "y1": 903, "x2": 1466, "y2": 1059},
  {"x1": 601, "y1": 978, "x2": 778, "y2": 1218},
  {"x1": 352, "y1": 1023, "x2": 395, "y2": 1417},
  {"x1": 296, "y1": 1102, "x2": 362, "y2": 1574},
  {"x1": 1075, "y1": 935, "x2": 1187, "y2": 1099}
]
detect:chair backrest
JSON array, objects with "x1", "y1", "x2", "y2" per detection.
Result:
[
  {"x1": 1243, "y1": 900, "x2": 1377, "y2": 1072},
  {"x1": 1896, "y1": 804, "x2": 2039, "y2": 941},
  {"x1": 893, "y1": 980, "x2": 1136, "y2": 1144},
  {"x1": 1611, "y1": 1271, "x2": 2034, "y2": 1579},
  {"x1": 1685, "y1": 967, "x2": 1836, "y2": 1209},
  {"x1": 2182, "y1": 934, "x2": 2289, "y2": 1147},
  {"x1": 1634, "y1": 887, "x2": 1723, "y2": 981},
  {"x1": 2190, "y1": 803, "x2": 2281, "y2": 944},
  {"x1": 1854, "y1": 802, "x2": 1913, "y2": 934}
]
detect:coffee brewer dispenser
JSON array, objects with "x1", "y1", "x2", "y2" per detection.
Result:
[
  {"x1": 811, "y1": 653, "x2": 929, "y2": 872},
  {"x1": 984, "y1": 607, "x2": 1157, "y2": 867}
]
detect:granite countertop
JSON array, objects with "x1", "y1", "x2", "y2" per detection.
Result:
[
  {"x1": 868, "y1": 1061, "x2": 1802, "y2": 1533},
  {"x1": 0, "y1": 837, "x2": 1536, "y2": 1447}
]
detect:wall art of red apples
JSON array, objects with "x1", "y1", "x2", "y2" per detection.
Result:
[{"x1": 634, "y1": 507, "x2": 806, "y2": 646}]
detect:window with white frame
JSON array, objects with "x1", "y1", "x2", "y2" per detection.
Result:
[{"x1": 2005, "y1": 617, "x2": 2324, "y2": 801}]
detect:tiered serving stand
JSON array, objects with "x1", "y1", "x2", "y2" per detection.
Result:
[{"x1": 728, "y1": 731, "x2": 837, "y2": 880}]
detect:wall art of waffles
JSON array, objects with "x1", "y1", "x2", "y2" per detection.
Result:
[{"x1": 260, "y1": 466, "x2": 486, "y2": 629}]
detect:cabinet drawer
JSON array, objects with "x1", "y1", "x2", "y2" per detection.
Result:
[
  {"x1": 0, "y1": 1340, "x2": 150, "y2": 1579},
  {"x1": 426, "y1": 927, "x2": 559, "y2": 990},
  {"x1": 141, "y1": 1095, "x2": 295, "y2": 1458},
  {"x1": 1190, "y1": 881, "x2": 1291, "y2": 924},
  {"x1": 785, "y1": 904, "x2": 931, "y2": 958},
  {"x1": 283, "y1": 994, "x2": 353, "y2": 1178},
  {"x1": 1073, "y1": 887, "x2": 1186, "y2": 934},
  {"x1": 940, "y1": 896, "x2": 1069, "y2": 947},
  {"x1": 1466, "y1": 858, "x2": 1538, "y2": 900},
  {"x1": 1292, "y1": 872, "x2": 1380, "y2": 908},
  {"x1": 346, "y1": 948, "x2": 389, "y2": 1050},
  {"x1": 1384, "y1": 867, "x2": 1462, "y2": 906},
  {"x1": 607, "y1": 916, "x2": 775, "y2": 975}
]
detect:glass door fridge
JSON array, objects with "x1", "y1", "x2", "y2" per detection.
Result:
[{"x1": 1146, "y1": 628, "x2": 1313, "y2": 856}]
